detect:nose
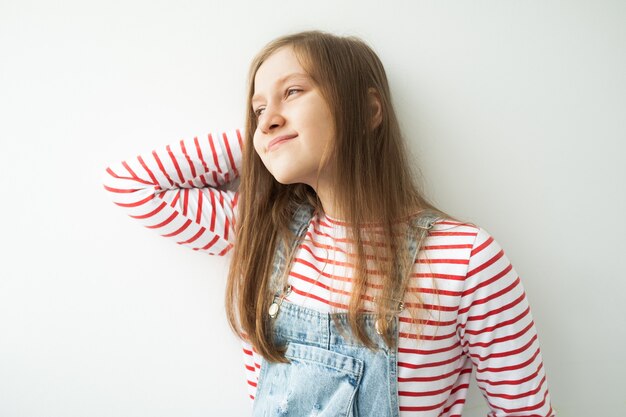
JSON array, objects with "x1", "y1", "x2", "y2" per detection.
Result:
[{"x1": 257, "y1": 105, "x2": 285, "y2": 134}]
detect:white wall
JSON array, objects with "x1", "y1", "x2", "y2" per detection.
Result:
[{"x1": 1, "y1": 1, "x2": 624, "y2": 416}]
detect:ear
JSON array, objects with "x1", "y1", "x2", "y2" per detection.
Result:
[{"x1": 368, "y1": 87, "x2": 383, "y2": 130}]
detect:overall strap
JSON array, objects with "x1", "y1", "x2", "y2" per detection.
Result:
[
  {"x1": 412, "y1": 209, "x2": 441, "y2": 231},
  {"x1": 378, "y1": 209, "x2": 442, "y2": 320},
  {"x1": 403, "y1": 209, "x2": 441, "y2": 286},
  {"x1": 268, "y1": 203, "x2": 315, "y2": 295},
  {"x1": 268, "y1": 205, "x2": 443, "y2": 304}
]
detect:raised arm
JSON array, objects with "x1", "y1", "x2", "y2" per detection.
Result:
[
  {"x1": 458, "y1": 227, "x2": 555, "y2": 416},
  {"x1": 101, "y1": 128, "x2": 244, "y2": 256}
]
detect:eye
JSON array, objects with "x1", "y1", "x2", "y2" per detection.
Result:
[
  {"x1": 286, "y1": 87, "x2": 301, "y2": 97},
  {"x1": 253, "y1": 88, "x2": 302, "y2": 118}
]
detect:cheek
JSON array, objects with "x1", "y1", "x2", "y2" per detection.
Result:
[
  {"x1": 252, "y1": 135, "x2": 263, "y2": 157},
  {"x1": 252, "y1": 136, "x2": 271, "y2": 170},
  {"x1": 312, "y1": 103, "x2": 335, "y2": 138}
]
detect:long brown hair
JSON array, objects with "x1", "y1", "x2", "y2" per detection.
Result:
[{"x1": 225, "y1": 29, "x2": 463, "y2": 363}]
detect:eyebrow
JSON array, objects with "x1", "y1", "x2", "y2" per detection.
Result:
[{"x1": 252, "y1": 72, "x2": 310, "y2": 104}]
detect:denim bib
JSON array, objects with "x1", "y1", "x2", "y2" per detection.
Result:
[{"x1": 251, "y1": 204, "x2": 440, "y2": 417}]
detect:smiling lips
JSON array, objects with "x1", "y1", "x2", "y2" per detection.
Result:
[{"x1": 267, "y1": 134, "x2": 298, "y2": 152}]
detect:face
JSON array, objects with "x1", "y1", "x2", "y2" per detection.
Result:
[{"x1": 252, "y1": 46, "x2": 336, "y2": 187}]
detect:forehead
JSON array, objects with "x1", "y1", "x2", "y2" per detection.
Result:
[{"x1": 252, "y1": 47, "x2": 311, "y2": 103}]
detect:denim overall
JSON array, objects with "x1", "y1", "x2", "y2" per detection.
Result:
[{"x1": 251, "y1": 204, "x2": 440, "y2": 417}]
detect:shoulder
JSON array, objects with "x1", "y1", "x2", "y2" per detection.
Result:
[
  {"x1": 429, "y1": 217, "x2": 500, "y2": 247},
  {"x1": 427, "y1": 217, "x2": 482, "y2": 245},
  {"x1": 425, "y1": 218, "x2": 507, "y2": 267},
  {"x1": 432, "y1": 220, "x2": 517, "y2": 289}
]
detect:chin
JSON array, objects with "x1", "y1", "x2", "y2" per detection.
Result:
[
  {"x1": 269, "y1": 169, "x2": 305, "y2": 185},
  {"x1": 272, "y1": 174, "x2": 298, "y2": 185}
]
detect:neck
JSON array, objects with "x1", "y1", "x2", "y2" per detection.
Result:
[{"x1": 311, "y1": 177, "x2": 340, "y2": 220}]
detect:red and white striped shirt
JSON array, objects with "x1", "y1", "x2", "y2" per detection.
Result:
[{"x1": 102, "y1": 128, "x2": 555, "y2": 416}]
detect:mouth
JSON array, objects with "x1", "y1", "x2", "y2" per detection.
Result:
[{"x1": 267, "y1": 134, "x2": 298, "y2": 152}]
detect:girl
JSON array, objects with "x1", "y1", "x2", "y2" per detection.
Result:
[{"x1": 102, "y1": 30, "x2": 555, "y2": 417}]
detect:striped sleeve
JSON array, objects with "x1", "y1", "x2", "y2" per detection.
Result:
[
  {"x1": 240, "y1": 335, "x2": 262, "y2": 404},
  {"x1": 457, "y1": 227, "x2": 555, "y2": 417},
  {"x1": 101, "y1": 128, "x2": 244, "y2": 256}
]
